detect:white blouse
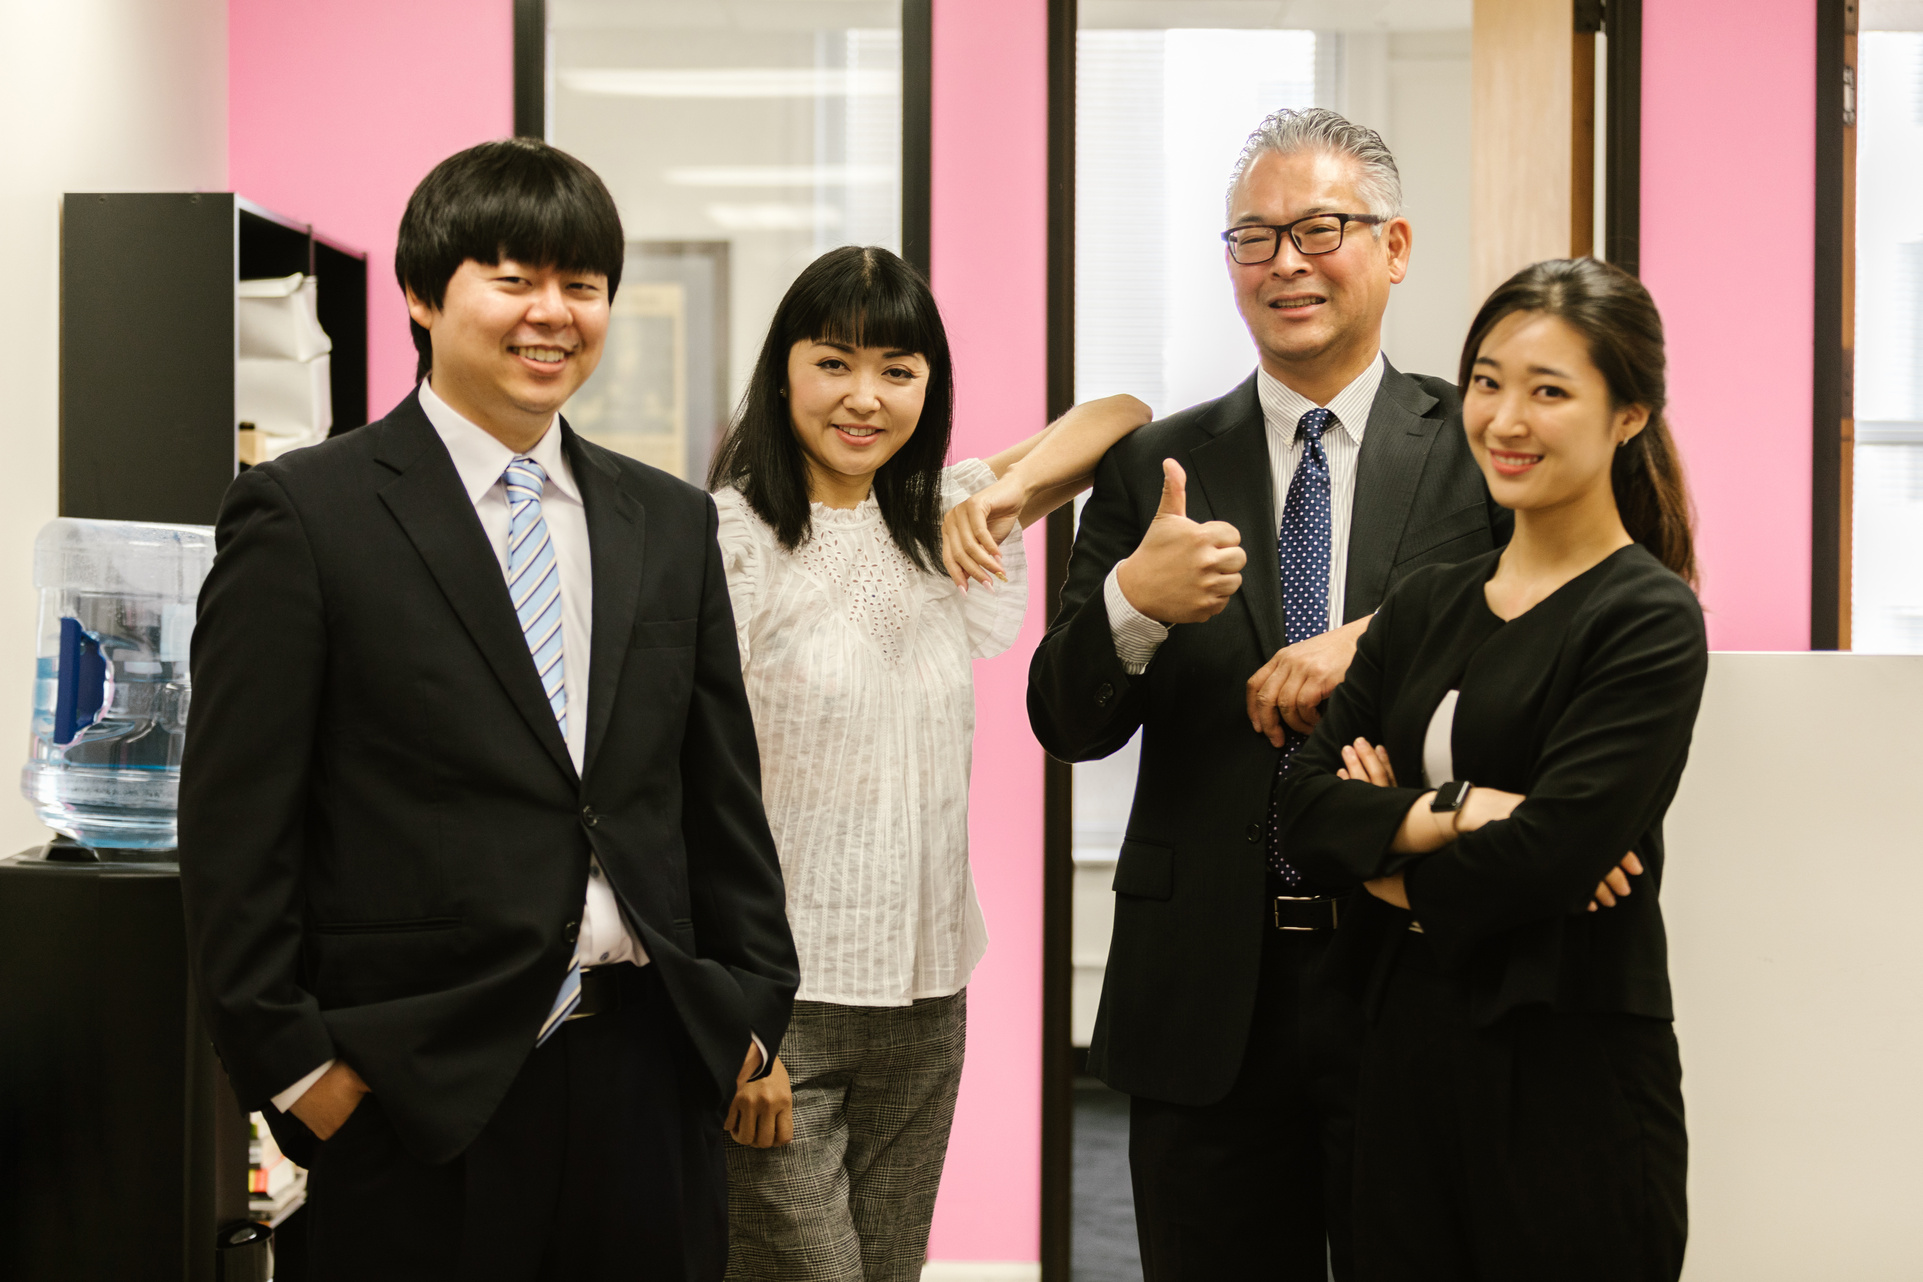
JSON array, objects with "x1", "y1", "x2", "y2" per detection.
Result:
[
  {"x1": 714, "y1": 460, "x2": 1028, "y2": 1006},
  {"x1": 1422, "y1": 688, "x2": 1460, "y2": 787}
]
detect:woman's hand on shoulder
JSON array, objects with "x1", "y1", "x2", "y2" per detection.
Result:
[{"x1": 942, "y1": 476, "x2": 1025, "y2": 590}]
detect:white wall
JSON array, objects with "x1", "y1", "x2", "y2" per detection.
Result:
[
  {"x1": 1666, "y1": 653, "x2": 1923, "y2": 1278},
  {"x1": 0, "y1": 0, "x2": 227, "y2": 853},
  {"x1": 1332, "y1": 28, "x2": 1474, "y2": 382}
]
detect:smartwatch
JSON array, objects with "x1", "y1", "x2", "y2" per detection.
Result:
[{"x1": 1430, "y1": 780, "x2": 1474, "y2": 813}]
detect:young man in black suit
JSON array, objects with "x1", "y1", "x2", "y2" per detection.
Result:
[
  {"x1": 180, "y1": 139, "x2": 798, "y2": 1280},
  {"x1": 1028, "y1": 109, "x2": 1509, "y2": 1280}
]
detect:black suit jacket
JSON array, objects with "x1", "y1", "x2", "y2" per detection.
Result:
[
  {"x1": 179, "y1": 394, "x2": 798, "y2": 1164},
  {"x1": 1274, "y1": 546, "x2": 1706, "y2": 1030},
  {"x1": 1028, "y1": 363, "x2": 1510, "y2": 1105}
]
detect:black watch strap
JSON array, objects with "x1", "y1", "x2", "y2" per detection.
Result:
[{"x1": 1431, "y1": 780, "x2": 1473, "y2": 812}]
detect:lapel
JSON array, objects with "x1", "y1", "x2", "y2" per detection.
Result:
[
  {"x1": 1342, "y1": 361, "x2": 1444, "y2": 622},
  {"x1": 1186, "y1": 375, "x2": 1284, "y2": 660},
  {"x1": 373, "y1": 397, "x2": 577, "y2": 785},
  {"x1": 563, "y1": 424, "x2": 646, "y2": 779}
]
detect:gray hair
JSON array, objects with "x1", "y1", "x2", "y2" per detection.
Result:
[{"x1": 1226, "y1": 107, "x2": 1403, "y2": 223}]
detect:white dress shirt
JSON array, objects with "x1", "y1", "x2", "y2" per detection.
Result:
[
  {"x1": 273, "y1": 380, "x2": 644, "y2": 1113},
  {"x1": 1105, "y1": 353, "x2": 1387, "y2": 673},
  {"x1": 713, "y1": 461, "x2": 1027, "y2": 1005}
]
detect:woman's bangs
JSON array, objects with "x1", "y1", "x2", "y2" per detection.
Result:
[{"x1": 802, "y1": 273, "x2": 938, "y2": 360}]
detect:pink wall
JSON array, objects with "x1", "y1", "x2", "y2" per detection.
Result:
[
  {"x1": 1641, "y1": 0, "x2": 1815, "y2": 650},
  {"x1": 228, "y1": 0, "x2": 513, "y2": 419},
  {"x1": 926, "y1": 0, "x2": 1049, "y2": 1264}
]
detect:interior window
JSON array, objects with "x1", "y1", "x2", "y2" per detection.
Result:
[
  {"x1": 1853, "y1": 25, "x2": 1923, "y2": 651},
  {"x1": 546, "y1": 0, "x2": 903, "y2": 482}
]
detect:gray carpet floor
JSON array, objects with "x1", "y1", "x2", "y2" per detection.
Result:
[{"x1": 1072, "y1": 1077, "x2": 1143, "y2": 1281}]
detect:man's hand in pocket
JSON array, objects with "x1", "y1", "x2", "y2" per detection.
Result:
[{"x1": 289, "y1": 1061, "x2": 370, "y2": 1140}]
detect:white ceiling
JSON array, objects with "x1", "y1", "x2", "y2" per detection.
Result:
[
  {"x1": 1081, "y1": 0, "x2": 1471, "y2": 31},
  {"x1": 550, "y1": 1, "x2": 899, "y2": 33}
]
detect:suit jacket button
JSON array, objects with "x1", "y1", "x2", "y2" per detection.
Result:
[
  {"x1": 564, "y1": 920, "x2": 580, "y2": 944},
  {"x1": 1095, "y1": 682, "x2": 1114, "y2": 707},
  {"x1": 1246, "y1": 823, "x2": 1262, "y2": 843},
  {"x1": 581, "y1": 806, "x2": 599, "y2": 829}
]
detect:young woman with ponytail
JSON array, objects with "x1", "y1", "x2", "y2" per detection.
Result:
[{"x1": 1273, "y1": 257, "x2": 1705, "y2": 1280}]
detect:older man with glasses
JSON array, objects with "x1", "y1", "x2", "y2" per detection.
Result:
[{"x1": 1029, "y1": 107, "x2": 1510, "y2": 1280}]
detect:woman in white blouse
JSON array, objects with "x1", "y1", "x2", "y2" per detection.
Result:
[{"x1": 710, "y1": 245, "x2": 1149, "y2": 1281}]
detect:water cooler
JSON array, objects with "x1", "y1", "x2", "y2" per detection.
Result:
[{"x1": 0, "y1": 520, "x2": 273, "y2": 1282}]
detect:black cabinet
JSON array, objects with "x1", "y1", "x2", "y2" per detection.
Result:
[
  {"x1": 59, "y1": 193, "x2": 369, "y2": 527},
  {"x1": 0, "y1": 849, "x2": 252, "y2": 1281}
]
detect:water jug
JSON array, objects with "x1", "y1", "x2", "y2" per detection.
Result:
[{"x1": 20, "y1": 518, "x2": 215, "y2": 851}]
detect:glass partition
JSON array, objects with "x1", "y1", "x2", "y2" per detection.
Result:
[
  {"x1": 547, "y1": 0, "x2": 904, "y2": 482},
  {"x1": 1853, "y1": 26, "x2": 1923, "y2": 652}
]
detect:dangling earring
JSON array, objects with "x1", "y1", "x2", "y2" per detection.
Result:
[{"x1": 779, "y1": 387, "x2": 788, "y2": 398}]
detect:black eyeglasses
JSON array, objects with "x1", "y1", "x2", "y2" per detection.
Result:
[{"x1": 1221, "y1": 213, "x2": 1386, "y2": 264}]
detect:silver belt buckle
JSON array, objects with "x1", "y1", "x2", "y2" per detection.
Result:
[{"x1": 1273, "y1": 894, "x2": 1337, "y2": 931}]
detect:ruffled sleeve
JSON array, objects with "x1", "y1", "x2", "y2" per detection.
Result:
[
  {"x1": 711, "y1": 487, "x2": 765, "y2": 669},
  {"x1": 941, "y1": 459, "x2": 1030, "y2": 660}
]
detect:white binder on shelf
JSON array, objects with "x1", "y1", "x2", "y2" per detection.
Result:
[{"x1": 236, "y1": 272, "x2": 332, "y2": 458}]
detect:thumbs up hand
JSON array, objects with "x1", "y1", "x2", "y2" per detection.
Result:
[
  {"x1": 1153, "y1": 457, "x2": 1189, "y2": 521},
  {"x1": 1114, "y1": 459, "x2": 1246, "y2": 624}
]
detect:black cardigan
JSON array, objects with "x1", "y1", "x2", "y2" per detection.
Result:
[{"x1": 1276, "y1": 543, "x2": 1708, "y2": 1027}]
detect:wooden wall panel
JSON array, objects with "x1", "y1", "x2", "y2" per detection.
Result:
[{"x1": 1471, "y1": 0, "x2": 1589, "y2": 298}]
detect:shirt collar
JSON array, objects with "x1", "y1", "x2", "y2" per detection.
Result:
[
  {"x1": 416, "y1": 378, "x2": 580, "y2": 506},
  {"x1": 1256, "y1": 351, "x2": 1387, "y2": 446}
]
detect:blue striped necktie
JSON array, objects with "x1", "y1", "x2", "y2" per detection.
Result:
[
  {"x1": 504, "y1": 457, "x2": 582, "y2": 1047},
  {"x1": 1267, "y1": 408, "x2": 1333, "y2": 890}
]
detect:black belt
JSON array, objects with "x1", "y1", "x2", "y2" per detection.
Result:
[
  {"x1": 566, "y1": 965, "x2": 626, "y2": 1022},
  {"x1": 1272, "y1": 895, "x2": 1343, "y2": 932}
]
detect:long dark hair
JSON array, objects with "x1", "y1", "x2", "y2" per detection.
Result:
[
  {"x1": 1459, "y1": 258, "x2": 1697, "y2": 586},
  {"x1": 709, "y1": 246, "x2": 954, "y2": 573}
]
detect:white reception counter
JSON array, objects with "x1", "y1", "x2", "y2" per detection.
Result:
[{"x1": 1667, "y1": 652, "x2": 1923, "y2": 1279}]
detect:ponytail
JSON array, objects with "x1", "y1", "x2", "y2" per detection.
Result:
[{"x1": 1611, "y1": 411, "x2": 1696, "y2": 587}]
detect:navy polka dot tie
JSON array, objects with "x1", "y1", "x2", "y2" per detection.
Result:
[{"x1": 1267, "y1": 408, "x2": 1333, "y2": 888}]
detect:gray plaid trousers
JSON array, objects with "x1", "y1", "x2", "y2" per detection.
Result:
[{"x1": 725, "y1": 990, "x2": 967, "y2": 1281}]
